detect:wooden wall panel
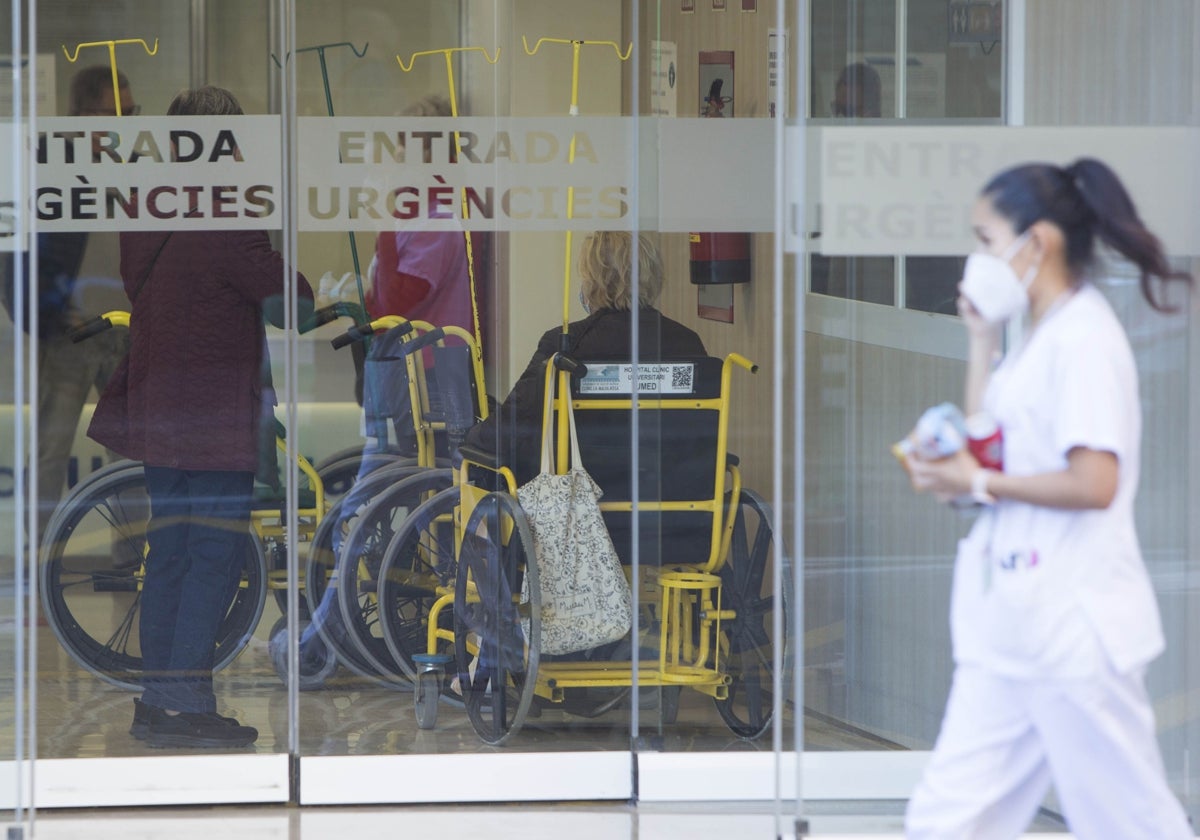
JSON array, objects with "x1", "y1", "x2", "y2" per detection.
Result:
[{"x1": 642, "y1": 1, "x2": 784, "y2": 506}]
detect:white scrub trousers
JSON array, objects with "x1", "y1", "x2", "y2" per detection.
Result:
[{"x1": 905, "y1": 662, "x2": 1193, "y2": 839}]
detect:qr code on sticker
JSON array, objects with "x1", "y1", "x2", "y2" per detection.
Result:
[{"x1": 670, "y1": 365, "x2": 694, "y2": 391}]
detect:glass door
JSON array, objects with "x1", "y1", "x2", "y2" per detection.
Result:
[
  {"x1": 293, "y1": 0, "x2": 642, "y2": 803},
  {"x1": 25, "y1": 0, "x2": 291, "y2": 805},
  {"x1": 788, "y1": 0, "x2": 1200, "y2": 833},
  {"x1": 2, "y1": 3, "x2": 34, "y2": 828}
]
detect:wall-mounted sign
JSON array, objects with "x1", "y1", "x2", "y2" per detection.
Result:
[
  {"x1": 768, "y1": 29, "x2": 786, "y2": 119},
  {"x1": 948, "y1": 1, "x2": 1003, "y2": 44},
  {"x1": 699, "y1": 50, "x2": 734, "y2": 118},
  {"x1": 650, "y1": 41, "x2": 678, "y2": 118},
  {"x1": 0, "y1": 54, "x2": 56, "y2": 115}
]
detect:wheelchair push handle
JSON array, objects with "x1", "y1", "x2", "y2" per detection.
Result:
[
  {"x1": 728, "y1": 352, "x2": 758, "y2": 374},
  {"x1": 552, "y1": 353, "x2": 587, "y2": 378},
  {"x1": 299, "y1": 301, "x2": 367, "y2": 334},
  {"x1": 331, "y1": 317, "x2": 413, "y2": 350},
  {"x1": 69, "y1": 309, "x2": 130, "y2": 343},
  {"x1": 69, "y1": 316, "x2": 114, "y2": 344},
  {"x1": 330, "y1": 324, "x2": 372, "y2": 349}
]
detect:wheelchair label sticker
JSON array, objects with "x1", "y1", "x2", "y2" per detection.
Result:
[{"x1": 578, "y1": 363, "x2": 695, "y2": 394}]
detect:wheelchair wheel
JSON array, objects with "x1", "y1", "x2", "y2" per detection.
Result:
[
  {"x1": 453, "y1": 491, "x2": 539, "y2": 746},
  {"x1": 299, "y1": 506, "x2": 386, "y2": 685},
  {"x1": 314, "y1": 447, "x2": 422, "y2": 502},
  {"x1": 313, "y1": 447, "x2": 368, "y2": 500},
  {"x1": 304, "y1": 463, "x2": 430, "y2": 684},
  {"x1": 414, "y1": 668, "x2": 442, "y2": 730},
  {"x1": 337, "y1": 469, "x2": 454, "y2": 680},
  {"x1": 376, "y1": 486, "x2": 461, "y2": 682},
  {"x1": 714, "y1": 488, "x2": 791, "y2": 740},
  {"x1": 39, "y1": 462, "x2": 267, "y2": 690}
]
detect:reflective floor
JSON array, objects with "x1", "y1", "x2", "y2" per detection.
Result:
[
  {"x1": 26, "y1": 599, "x2": 904, "y2": 759},
  {"x1": 24, "y1": 802, "x2": 1075, "y2": 838},
  {"x1": 0, "y1": 585, "x2": 1081, "y2": 833},
  {"x1": 0, "y1": 562, "x2": 1080, "y2": 836}
]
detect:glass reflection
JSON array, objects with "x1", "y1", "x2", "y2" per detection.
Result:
[{"x1": 25, "y1": 0, "x2": 779, "y2": 799}]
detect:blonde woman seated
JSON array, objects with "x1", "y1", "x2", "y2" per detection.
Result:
[{"x1": 464, "y1": 231, "x2": 706, "y2": 488}]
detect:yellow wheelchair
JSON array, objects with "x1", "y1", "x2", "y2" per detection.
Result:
[
  {"x1": 374, "y1": 349, "x2": 788, "y2": 744},
  {"x1": 299, "y1": 315, "x2": 489, "y2": 685}
]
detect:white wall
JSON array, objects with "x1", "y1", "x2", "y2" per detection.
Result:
[
  {"x1": 806, "y1": 3, "x2": 1200, "y2": 806},
  {"x1": 465, "y1": 0, "x2": 626, "y2": 395}
]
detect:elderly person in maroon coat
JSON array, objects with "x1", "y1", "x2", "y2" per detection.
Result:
[{"x1": 89, "y1": 86, "x2": 313, "y2": 749}]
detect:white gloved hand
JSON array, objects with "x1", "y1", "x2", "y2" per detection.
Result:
[
  {"x1": 316, "y1": 271, "x2": 338, "y2": 308},
  {"x1": 364, "y1": 253, "x2": 378, "y2": 299}
]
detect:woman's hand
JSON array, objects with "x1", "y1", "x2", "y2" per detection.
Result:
[
  {"x1": 959, "y1": 292, "x2": 1003, "y2": 417},
  {"x1": 957, "y1": 293, "x2": 1001, "y2": 347},
  {"x1": 906, "y1": 447, "x2": 981, "y2": 500}
]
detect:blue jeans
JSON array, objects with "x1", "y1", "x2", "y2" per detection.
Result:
[{"x1": 141, "y1": 466, "x2": 253, "y2": 713}]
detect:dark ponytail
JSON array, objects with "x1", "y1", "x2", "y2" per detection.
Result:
[{"x1": 983, "y1": 157, "x2": 1192, "y2": 312}]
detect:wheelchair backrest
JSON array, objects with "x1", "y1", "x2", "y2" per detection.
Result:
[
  {"x1": 568, "y1": 356, "x2": 726, "y2": 566},
  {"x1": 362, "y1": 323, "x2": 482, "y2": 457}
]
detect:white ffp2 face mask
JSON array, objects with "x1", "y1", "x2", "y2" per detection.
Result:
[{"x1": 959, "y1": 232, "x2": 1037, "y2": 324}]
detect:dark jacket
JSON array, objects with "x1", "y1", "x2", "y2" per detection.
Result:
[
  {"x1": 464, "y1": 307, "x2": 706, "y2": 485},
  {"x1": 88, "y1": 230, "x2": 313, "y2": 473},
  {"x1": 2, "y1": 232, "x2": 89, "y2": 336}
]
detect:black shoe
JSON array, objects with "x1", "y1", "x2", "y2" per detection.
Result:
[
  {"x1": 131, "y1": 698, "x2": 241, "y2": 741},
  {"x1": 130, "y1": 698, "x2": 152, "y2": 739},
  {"x1": 144, "y1": 707, "x2": 258, "y2": 749}
]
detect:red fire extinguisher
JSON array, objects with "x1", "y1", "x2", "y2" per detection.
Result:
[{"x1": 689, "y1": 232, "x2": 752, "y2": 285}]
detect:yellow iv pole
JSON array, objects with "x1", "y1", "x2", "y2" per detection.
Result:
[
  {"x1": 62, "y1": 38, "x2": 159, "y2": 116},
  {"x1": 521, "y1": 35, "x2": 632, "y2": 470},
  {"x1": 397, "y1": 46, "x2": 501, "y2": 361}
]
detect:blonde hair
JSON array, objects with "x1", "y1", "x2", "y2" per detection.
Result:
[{"x1": 579, "y1": 232, "x2": 664, "y2": 311}]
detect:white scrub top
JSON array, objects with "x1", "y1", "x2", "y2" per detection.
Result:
[{"x1": 950, "y1": 283, "x2": 1165, "y2": 678}]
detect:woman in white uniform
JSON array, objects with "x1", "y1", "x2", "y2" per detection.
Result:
[{"x1": 904, "y1": 158, "x2": 1194, "y2": 838}]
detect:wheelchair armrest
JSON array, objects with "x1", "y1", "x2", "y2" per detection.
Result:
[{"x1": 457, "y1": 443, "x2": 500, "y2": 470}]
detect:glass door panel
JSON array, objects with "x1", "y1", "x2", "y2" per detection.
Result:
[
  {"x1": 793, "y1": 0, "x2": 1200, "y2": 832},
  {"x1": 2, "y1": 4, "x2": 33, "y2": 825},
  {"x1": 27, "y1": 0, "x2": 289, "y2": 804}
]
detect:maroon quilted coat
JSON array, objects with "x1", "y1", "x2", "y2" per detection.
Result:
[{"x1": 89, "y1": 230, "x2": 312, "y2": 473}]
